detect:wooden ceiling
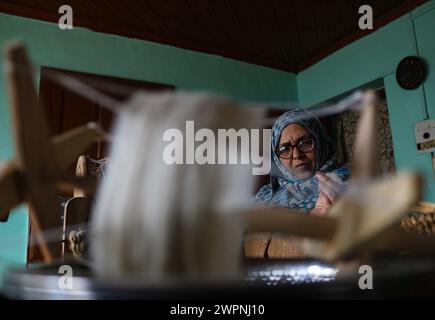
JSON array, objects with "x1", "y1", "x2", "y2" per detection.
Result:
[{"x1": 0, "y1": 0, "x2": 428, "y2": 72}]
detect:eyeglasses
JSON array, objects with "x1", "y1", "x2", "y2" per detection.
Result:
[{"x1": 275, "y1": 137, "x2": 315, "y2": 159}]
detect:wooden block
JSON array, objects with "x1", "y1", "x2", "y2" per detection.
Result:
[
  {"x1": 243, "y1": 208, "x2": 337, "y2": 259},
  {"x1": 267, "y1": 233, "x2": 306, "y2": 259},
  {"x1": 243, "y1": 231, "x2": 270, "y2": 258},
  {"x1": 244, "y1": 207, "x2": 336, "y2": 240}
]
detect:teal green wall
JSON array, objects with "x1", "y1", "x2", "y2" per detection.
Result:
[
  {"x1": 297, "y1": 0, "x2": 435, "y2": 203},
  {"x1": 298, "y1": 14, "x2": 417, "y2": 107},
  {"x1": 414, "y1": 4, "x2": 435, "y2": 120},
  {"x1": 0, "y1": 13, "x2": 297, "y2": 270}
]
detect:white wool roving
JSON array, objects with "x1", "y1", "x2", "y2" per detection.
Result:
[{"x1": 91, "y1": 92, "x2": 264, "y2": 281}]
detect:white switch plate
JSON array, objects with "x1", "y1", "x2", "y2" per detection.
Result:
[{"x1": 415, "y1": 119, "x2": 435, "y2": 154}]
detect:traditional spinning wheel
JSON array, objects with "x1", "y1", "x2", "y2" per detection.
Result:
[{"x1": 0, "y1": 42, "x2": 99, "y2": 261}]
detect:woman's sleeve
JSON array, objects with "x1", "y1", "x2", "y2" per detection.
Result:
[
  {"x1": 336, "y1": 166, "x2": 351, "y2": 181},
  {"x1": 324, "y1": 166, "x2": 351, "y2": 195}
]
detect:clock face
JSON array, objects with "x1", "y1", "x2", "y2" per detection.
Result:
[{"x1": 396, "y1": 56, "x2": 427, "y2": 90}]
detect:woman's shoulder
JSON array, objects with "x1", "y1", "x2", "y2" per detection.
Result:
[
  {"x1": 253, "y1": 183, "x2": 273, "y2": 203},
  {"x1": 336, "y1": 166, "x2": 351, "y2": 178}
]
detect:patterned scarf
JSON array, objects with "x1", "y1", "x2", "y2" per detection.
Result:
[{"x1": 254, "y1": 108, "x2": 350, "y2": 211}]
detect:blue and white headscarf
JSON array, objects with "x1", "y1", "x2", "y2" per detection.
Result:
[{"x1": 254, "y1": 108, "x2": 350, "y2": 211}]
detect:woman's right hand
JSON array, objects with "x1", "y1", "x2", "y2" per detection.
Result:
[
  {"x1": 311, "y1": 191, "x2": 332, "y2": 216},
  {"x1": 311, "y1": 172, "x2": 343, "y2": 216}
]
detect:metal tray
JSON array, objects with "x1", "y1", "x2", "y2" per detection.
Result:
[{"x1": 3, "y1": 257, "x2": 435, "y2": 299}]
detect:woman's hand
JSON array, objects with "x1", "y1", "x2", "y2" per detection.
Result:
[
  {"x1": 311, "y1": 192, "x2": 331, "y2": 216},
  {"x1": 311, "y1": 172, "x2": 343, "y2": 216}
]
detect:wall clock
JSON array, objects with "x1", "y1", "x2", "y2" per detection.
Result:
[{"x1": 396, "y1": 56, "x2": 428, "y2": 90}]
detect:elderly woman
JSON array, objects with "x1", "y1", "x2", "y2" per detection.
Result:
[{"x1": 254, "y1": 108, "x2": 350, "y2": 215}]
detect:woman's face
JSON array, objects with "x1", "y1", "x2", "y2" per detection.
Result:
[{"x1": 278, "y1": 124, "x2": 317, "y2": 179}]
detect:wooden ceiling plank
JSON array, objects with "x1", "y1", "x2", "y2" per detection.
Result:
[
  {"x1": 0, "y1": 0, "x2": 426, "y2": 73},
  {"x1": 296, "y1": 0, "x2": 428, "y2": 71}
]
